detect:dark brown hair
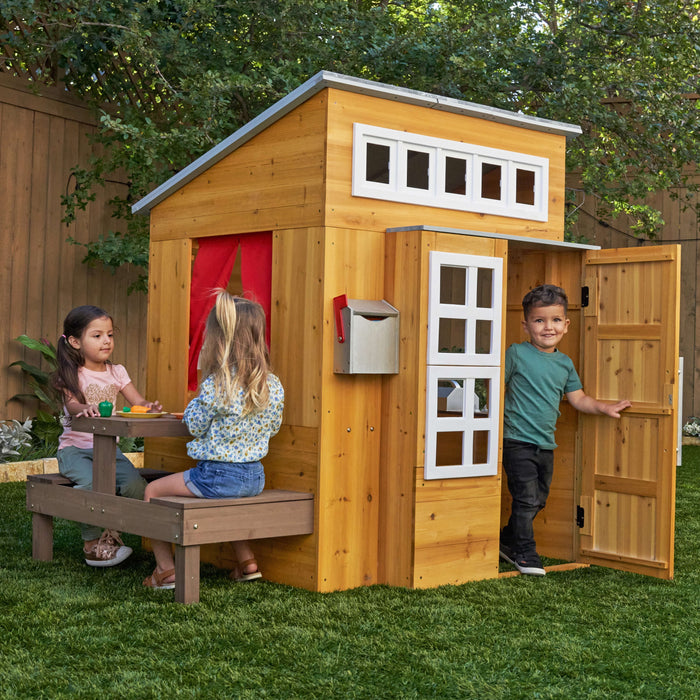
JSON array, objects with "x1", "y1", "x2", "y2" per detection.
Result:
[
  {"x1": 51, "y1": 305, "x2": 113, "y2": 404},
  {"x1": 522, "y1": 285, "x2": 569, "y2": 319}
]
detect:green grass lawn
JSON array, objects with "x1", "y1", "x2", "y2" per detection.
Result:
[{"x1": 2, "y1": 450, "x2": 699, "y2": 699}]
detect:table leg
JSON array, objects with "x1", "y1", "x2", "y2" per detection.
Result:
[
  {"x1": 93, "y1": 434, "x2": 117, "y2": 494},
  {"x1": 32, "y1": 513, "x2": 54, "y2": 561},
  {"x1": 174, "y1": 545, "x2": 200, "y2": 604}
]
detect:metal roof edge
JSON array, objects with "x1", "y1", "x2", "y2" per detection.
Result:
[
  {"x1": 386, "y1": 225, "x2": 600, "y2": 251},
  {"x1": 133, "y1": 71, "x2": 582, "y2": 215}
]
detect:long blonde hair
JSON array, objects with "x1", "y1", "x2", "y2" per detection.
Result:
[{"x1": 198, "y1": 291, "x2": 271, "y2": 414}]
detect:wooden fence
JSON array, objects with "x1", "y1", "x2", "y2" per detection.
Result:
[
  {"x1": 569, "y1": 178, "x2": 699, "y2": 423},
  {"x1": 1, "y1": 71, "x2": 697, "y2": 426},
  {"x1": 0, "y1": 74, "x2": 148, "y2": 421}
]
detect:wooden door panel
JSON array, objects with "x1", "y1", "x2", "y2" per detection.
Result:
[{"x1": 579, "y1": 246, "x2": 679, "y2": 579}]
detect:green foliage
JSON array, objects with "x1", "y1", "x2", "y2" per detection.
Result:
[
  {"x1": 0, "y1": 419, "x2": 33, "y2": 463},
  {"x1": 1, "y1": 0, "x2": 698, "y2": 281},
  {"x1": 8, "y1": 336, "x2": 63, "y2": 459},
  {"x1": 1, "y1": 451, "x2": 700, "y2": 696}
]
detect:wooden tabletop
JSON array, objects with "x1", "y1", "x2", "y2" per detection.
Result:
[{"x1": 72, "y1": 414, "x2": 191, "y2": 439}]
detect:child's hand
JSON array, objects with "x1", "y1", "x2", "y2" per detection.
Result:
[
  {"x1": 76, "y1": 404, "x2": 100, "y2": 418},
  {"x1": 146, "y1": 399, "x2": 163, "y2": 413},
  {"x1": 603, "y1": 399, "x2": 632, "y2": 418}
]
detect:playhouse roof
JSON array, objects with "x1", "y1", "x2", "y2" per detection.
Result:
[{"x1": 132, "y1": 70, "x2": 582, "y2": 216}]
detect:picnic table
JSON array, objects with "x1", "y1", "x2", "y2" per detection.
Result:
[{"x1": 26, "y1": 415, "x2": 314, "y2": 603}]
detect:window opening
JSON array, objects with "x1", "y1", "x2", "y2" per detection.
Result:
[
  {"x1": 406, "y1": 149, "x2": 430, "y2": 190},
  {"x1": 444, "y1": 156, "x2": 467, "y2": 195},
  {"x1": 476, "y1": 267, "x2": 493, "y2": 308},
  {"x1": 366, "y1": 143, "x2": 391, "y2": 184},
  {"x1": 481, "y1": 163, "x2": 502, "y2": 201},
  {"x1": 438, "y1": 318, "x2": 466, "y2": 355},
  {"x1": 516, "y1": 168, "x2": 536, "y2": 205},
  {"x1": 475, "y1": 320, "x2": 492, "y2": 355},
  {"x1": 436, "y1": 432, "x2": 463, "y2": 467},
  {"x1": 440, "y1": 266, "x2": 466, "y2": 305}
]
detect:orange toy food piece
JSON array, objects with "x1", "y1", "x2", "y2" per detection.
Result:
[{"x1": 130, "y1": 405, "x2": 149, "y2": 413}]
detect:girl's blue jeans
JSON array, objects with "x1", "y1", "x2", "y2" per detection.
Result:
[
  {"x1": 57, "y1": 446, "x2": 147, "y2": 541},
  {"x1": 184, "y1": 460, "x2": 265, "y2": 499}
]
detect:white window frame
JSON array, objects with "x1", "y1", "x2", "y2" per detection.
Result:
[
  {"x1": 427, "y1": 252, "x2": 503, "y2": 366},
  {"x1": 352, "y1": 123, "x2": 549, "y2": 221},
  {"x1": 425, "y1": 365, "x2": 501, "y2": 479},
  {"x1": 424, "y1": 251, "x2": 503, "y2": 480}
]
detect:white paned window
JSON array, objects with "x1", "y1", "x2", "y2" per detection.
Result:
[
  {"x1": 425, "y1": 365, "x2": 501, "y2": 479},
  {"x1": 424, "y1": 251, "x2": 503, "y2": 479},
  {"x1": 427, "y1": 252, "x2": 502, "y2": 366},
  {"x1": 352, "y1": 123, "x2": 549, "y2": 221}
]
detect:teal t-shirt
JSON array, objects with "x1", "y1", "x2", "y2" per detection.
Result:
[{"x1": 503, "y1": 341, "x2": 582, "y2": 449}]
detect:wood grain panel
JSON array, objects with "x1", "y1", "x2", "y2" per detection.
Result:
[
  {"x1": 271, "y1": 228, "x2": 324, "y2": 428},
  {"x1": 150, "y1": 96, "x2": 328, "y2": 242},
  {"x1": 379, "y1": 228, "x2": 425, "y2": 585},
  {"x1": 316, "y1": 226, "x2": 384, "y2": 591},
  {"x1": 325, "y1": 88, "x2": 567, "y2": 240},
  {"x1": 1, "y1": 84, "x2": 147, "y2": 422},
  {"x1": 146, "y1": 238, "x2": 191, "y2": 412}
]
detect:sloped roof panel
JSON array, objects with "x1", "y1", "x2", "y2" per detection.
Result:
[{"x1": 133, "y1": 71, "x2": 581, "y2": 215}]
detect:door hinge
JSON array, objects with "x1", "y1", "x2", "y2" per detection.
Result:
[
  {"x1": 576, "y1": 506, "x2": 585, "y2": 529},
  {"x1": 581, "y1": 286, "x2": 590, "y2": 308}
]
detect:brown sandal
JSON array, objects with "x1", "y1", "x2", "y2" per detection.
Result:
[
  {"x1": 143, "y1": 567, "x2": 176, "y2": 590},
  {"x1": 230, "y1": 558, "x2": 262, "y2": 583}
]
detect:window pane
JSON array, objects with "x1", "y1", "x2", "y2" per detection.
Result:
[
  {"x1": 475, "y1": 320, "x2": 492, "y2": 354},
  {"x1": 440, "y1": 266, "x2": 466, "y2": 305},
  {"x1": 474, "y1": 378, "x2": 490, "y2": 416},
  {"x1": 476, "y1": 267, "x2": 493, "y2": 308},
  {"x1": 516, "y1": 168, "x2": 536, "y2": 205},
  {"x1": 481, "y1": 163, "x2": 501, "y2": 200},
  {"x1": 406, "y1": 150, "x2": 430, "y2": 190},
  {"x1": 436, "y1": 432, "x2": 463, "y2": 467},
  {"x1": 438, "y1": 318, "x2": 466, "y2": 354},
  {"x1": 437, "y1": 379, "x2": 464, "y2": 416},
  {"x1": 366, "y1": 143, "x2": 390, "y2": 184},
  {"x1": 473, "y1": 431, "x2": 489, "y2": 464},
  {"x1": 445, "y1": 156, "x2": 467, "y2": 195}
]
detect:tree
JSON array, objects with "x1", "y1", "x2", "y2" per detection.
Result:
[{"x1": 2, "y1": 0, "x2": 698, "y2": 287}]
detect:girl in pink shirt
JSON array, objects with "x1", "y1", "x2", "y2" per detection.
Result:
[{"x1": 52, "y1": 305, "x2": 162, "y2": 567}]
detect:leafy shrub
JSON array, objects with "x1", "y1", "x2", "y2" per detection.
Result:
[
  {"x1": 8, "y1": 336, "x2": 63, "y2": 459},
  {"x1": 683, "y1": 417, "x2": 700, "y2": 437},
  {"x1": 0, "y1": 419, "x2": 34, "y2": 463}
]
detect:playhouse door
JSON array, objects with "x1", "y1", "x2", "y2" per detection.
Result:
[{"x1": 578, "y1": 245, "x2": 680, "y2": 579}]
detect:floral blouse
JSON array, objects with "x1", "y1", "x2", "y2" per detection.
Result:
[{"x1": 184, "y1": 372, "x2": 284, "y2": 463}]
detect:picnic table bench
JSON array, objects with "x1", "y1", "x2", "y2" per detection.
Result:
[{"x1": 26, "y1": 415, "x2": 314, "y2": 603}]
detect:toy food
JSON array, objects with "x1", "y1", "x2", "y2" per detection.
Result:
[{"x1": 130, "y1": 405, "x2": 149, "y2": 413}]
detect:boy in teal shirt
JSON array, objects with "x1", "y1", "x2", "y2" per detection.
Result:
[{"x1": 500, "y1": 285, "x2": 631, "y2": 575}]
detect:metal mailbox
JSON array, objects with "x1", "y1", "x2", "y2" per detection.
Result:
[{"x1": 333, "y1": 297, "x2": 399, "y2": 374}]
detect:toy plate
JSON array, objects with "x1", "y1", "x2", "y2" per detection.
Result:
[{"x1": 116, "y1": 411, "x2": 166, "y2": 419}]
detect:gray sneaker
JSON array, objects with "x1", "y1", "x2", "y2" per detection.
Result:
[
  {"x1": 499, "y1": 541, "x2": 516, "y2": 565},
  {"x1": 84, "y1": 529, "x2": 133, "y2": 567},
  {"x1": 513, "y1": 552, "x2": 546, "y2": 576}
]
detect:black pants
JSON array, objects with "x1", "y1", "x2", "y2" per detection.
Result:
[{"x1": 501, "y1": 439, "x2": 554, "y2": 556}]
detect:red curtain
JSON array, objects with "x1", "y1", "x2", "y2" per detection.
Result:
[{"x1": 188, "y1": 232, "x2": 272, "y2": 390}]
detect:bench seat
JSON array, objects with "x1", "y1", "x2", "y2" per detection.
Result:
[{"x1": 26, "y1": 472, "x2": 314, "y2": 603}]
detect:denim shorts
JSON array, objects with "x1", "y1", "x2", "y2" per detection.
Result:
[{"x1": 183, "y1": 460, "x2": 265, "y2": 499}]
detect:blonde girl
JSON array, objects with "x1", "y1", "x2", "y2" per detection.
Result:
[
  {"x1": 52, "y1": 305, "x2": 162, "y2": 566},
  {"x1": 143, "y1": 292, "x2": 284, "y2": 590}
]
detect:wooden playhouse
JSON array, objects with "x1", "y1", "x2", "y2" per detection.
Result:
[{"x1": 133, "y1": 71, "x2": 680, "y2": 591}]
